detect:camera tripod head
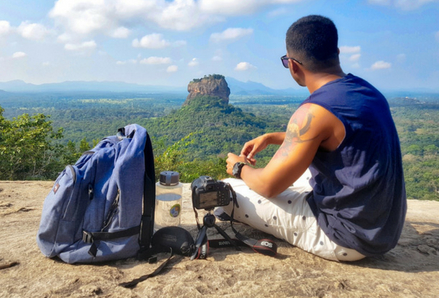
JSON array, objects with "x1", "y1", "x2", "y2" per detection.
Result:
[{"x1": 190, "y1": 211, "x2": 241, "y2": 260}]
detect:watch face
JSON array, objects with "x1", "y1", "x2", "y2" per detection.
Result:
[
  {"x1": 233, "y1": 162, "x2": 244, "y2": 178},
  {"x1": 232, "y1": 164, "x2": 239, "y2": 176}
]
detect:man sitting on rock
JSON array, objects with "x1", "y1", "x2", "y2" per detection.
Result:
[{"x1": 222, "y1": 15, "x2": 407, "y2": 261}]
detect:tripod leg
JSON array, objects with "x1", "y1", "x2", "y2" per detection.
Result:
[
  {"x1": 191, "y1": 226, "x2": 208, "y2": 260},
  {"x1": 214, "y1": 224, "x2": 241, "y2": 251}
]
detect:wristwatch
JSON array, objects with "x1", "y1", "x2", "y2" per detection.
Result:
[{"x1": 232, "y1": 162, "x2": 247, "y2": 179}]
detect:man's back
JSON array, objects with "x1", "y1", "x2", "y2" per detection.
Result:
[{"x1": 304, "y1": 74, "x2": 407, "y2": 256}]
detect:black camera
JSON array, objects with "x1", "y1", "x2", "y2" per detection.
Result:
[{"x1": 191, "y1": 176, "x2": 231, "y2": 210}]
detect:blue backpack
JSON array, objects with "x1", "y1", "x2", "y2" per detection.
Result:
[{"x1": 36, "y1": 124, "x2": 155, "y2": 263}]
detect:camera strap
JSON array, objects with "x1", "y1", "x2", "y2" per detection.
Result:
[
  {"x1": 228, "y1": 186, "x2": 278, "y2": 257},
  {"x1": 119, "y1": 249, "x2": 177, "y2": 288}
]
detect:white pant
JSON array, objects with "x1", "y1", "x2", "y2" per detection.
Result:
[{"x1": 220, "y1": 171, "x2": 365, "y2": 262}]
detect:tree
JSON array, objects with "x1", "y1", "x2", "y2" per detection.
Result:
[
  {"x1": 153, "y1": 133, "x2": 228, "y2": 182},
  {"x1": 405, "y1": 144, "x2": 422, "y2": 155},
  {"x1": 61, "y1": 140, "x2": 80, "y2": 166},
  {"x1": 424, "y1": 144, "x2": 438, "y2": 156},
  {"x1": 79, "y1": 137, "x2": 92, "y2": 152},
  {"x1": 154, "y1": 133, "x2": 194, "y2": 179},
  {"x1": 0, "y1": 106, "x2": 64, "y2": 180}
]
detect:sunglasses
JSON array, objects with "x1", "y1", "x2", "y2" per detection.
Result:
[{"x1": 281, "y1": 55, "x2": 303, "y2": 68}]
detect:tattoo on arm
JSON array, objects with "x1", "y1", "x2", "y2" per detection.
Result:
[
  {"x1": 274, "y1": 107, "x2": 316, "y2": 159},
  {"x1": 299, "y1": 113, "x2": 313, "y2": 135}
]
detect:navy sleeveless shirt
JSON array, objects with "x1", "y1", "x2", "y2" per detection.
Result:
[{"x1": 302, "y1": 74, "x2": 406, "y2": 256}]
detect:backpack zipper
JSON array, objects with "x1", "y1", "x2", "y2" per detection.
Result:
[{"x1": 101, "y1": 189, "x2": 120, "y2": 232}]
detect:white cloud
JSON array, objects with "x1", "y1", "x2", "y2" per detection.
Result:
[
  {"x1": 110, "y1": 27, "x2": 130, "y2": 38},
  {"x1": 339, "y1": 46, "x2": 361, "y2": 54},
  {"x1": 112, "y1": 0, "x2": 157, "y2": 18},
  {"x1": 57, "y1": 33, "x2": 73, "y2": 43},
  {"x1": 49, "y1": 0, "x2": 111, "y2": 35},
  {"x1": 0, "y1": 21, "x2": 11, "y2": 36},
  {"x1": 212, "y1": 50, "x2": 223, "y2": 61},
  {"x1": 271, "y1": 0, "x2": 305, "y2": 3},
  {"x1": 64, "y1": 40, "x2": 97, "y2": 51},
  {"x1": 395, "y1": 0, "x2": 436, "y2": 10},
  {"x1": 17, "y1": 21, "x2": 49, "y2": 40},
  {"x1": 340, "y1": 46, "x2": 362, "y2": 65},
  {"x1": 173, "y1": 40, "x2": 187, "y2": 47},
  {"x1": 210, "y1": 28, "x2": 253, "y2": 43},
  {"x1": 368, "y1": 0, "x2": 391, "y2": 5},
  {"x1": 397, "y1": 53, "x2": 406, "y2": 63},
  {"x1": 267, "y1": 7, "x2": 288, "y2": 17},
  {"x1": 132, "y1": 33, "x2": 170, "y2": 49},
  {"x1": 140, "y1": 56, "x2": 172, "y2": 64},
  {"x1": 149, "y1": 0, "x2": 221, "y2": 31},
  {"x1": 235, "y1": 62, "x2": 256, "y2": 71},
  {"x1": 199, "y1": 0, "x2": 261, "y2": 15},
  {"x1": 12, "y1": 52, "x2": 27, "y2": 59},
  {"x1": 199, "y1": 0, "x2": 305, "y2": 15},
  {"x1": 48, "y1": 0, "x2": 308, "y2": 36},
  {"x1": 167, "y1": 65, "x2": 178, "y2": 72},
  {"x1": 349, "y1": 54, "x2": 361, "y2": 62},
  {"x1": 116, "y1": 59, "x2": 138, "y2": 65},
  {"x1": 188, "y1": 58, "x2": 199, "y2": 67},
  {"x1": 368, "y1": 0, "x2": 437, "y2": 10},
  {"x1": 371, "y1": 60, "x2": 392, "y2": 70},
  {"x1": 49, "y1": 0, "x2": 220, "y2": 35},
  {"x1": 113, "y1": 0, "x2": 212, "y2": 31}
]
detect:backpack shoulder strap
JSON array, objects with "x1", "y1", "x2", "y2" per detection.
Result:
[{"x1": 138, "y1": 128, "x2": 156, "y2": 259}]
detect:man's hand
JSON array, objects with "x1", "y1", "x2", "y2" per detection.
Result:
[
  {"x1": 240, "y1": 135, "x2": 268, "y2": 165},
  {"x1": 240, "y1": 133, "x2": 285, "y2": 165},
  {"x1": 226, "y1": 153, "x2": 247, "y2": 176}
]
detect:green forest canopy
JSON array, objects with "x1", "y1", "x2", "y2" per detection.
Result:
[{"x1": 0, "y1": 92, "x2": 438, "y2": 201}]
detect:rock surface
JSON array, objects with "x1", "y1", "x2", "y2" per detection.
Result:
[
  {"x1": 1, "y1": 180, "x2": 439, "y2": 297},
  {"x1": 184, "y1": 75, "x2": 230, "y2": 106}
]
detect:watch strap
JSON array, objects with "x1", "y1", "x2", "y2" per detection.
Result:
[{"x1": 233, "y1": 162, "x2": 247, "y2": 179}]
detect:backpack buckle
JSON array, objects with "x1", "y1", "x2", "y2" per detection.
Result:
[{"x1": 82, "y1": 231, "x2": 94, "y2": 244}]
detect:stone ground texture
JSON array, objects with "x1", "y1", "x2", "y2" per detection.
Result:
[{"x1": 0, "y1": 181, "x2": 438, "y2": 298}]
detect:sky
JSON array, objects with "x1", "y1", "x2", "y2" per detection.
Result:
[{"x1": 0, "y1": 0, "x2": 438, "y2": 92}]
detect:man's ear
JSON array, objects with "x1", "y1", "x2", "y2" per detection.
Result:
[{"x1": 289, "y1": 59, "x2": 300, "y2": 73}]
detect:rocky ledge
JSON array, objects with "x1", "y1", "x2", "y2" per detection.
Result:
[{"x1": 183, "y1": 74, "x2": 230, "y2": 106}]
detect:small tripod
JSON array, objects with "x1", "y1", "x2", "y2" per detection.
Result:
[{"x1": 191, "y1": 210, "x2": 241, "y2": 260}]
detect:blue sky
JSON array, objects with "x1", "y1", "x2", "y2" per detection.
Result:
[{"x1": 0, "y1": 0, "x2": 438, "y2": 92}]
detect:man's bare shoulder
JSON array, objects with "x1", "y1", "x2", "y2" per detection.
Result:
[{"x1": 302, "y1": 103, "x2": 345, "y2": 151}]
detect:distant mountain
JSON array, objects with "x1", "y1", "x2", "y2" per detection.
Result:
[
  {"x1": 225, "y1": 77, "x2": 304, "y2": 96},
  {"x1": 0, "y1": 80, "x2": 186, "y2": 94},
  {"x1": 1, "y1": 79, "x2": 437, "y2": 97},
  {"x1": 0, "y1": 78, "x2": 305, "y2": 96}
]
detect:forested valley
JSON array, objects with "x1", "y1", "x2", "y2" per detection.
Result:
[{"x1": 0, "y1": 91, "x2": 438, "y2": 201}]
